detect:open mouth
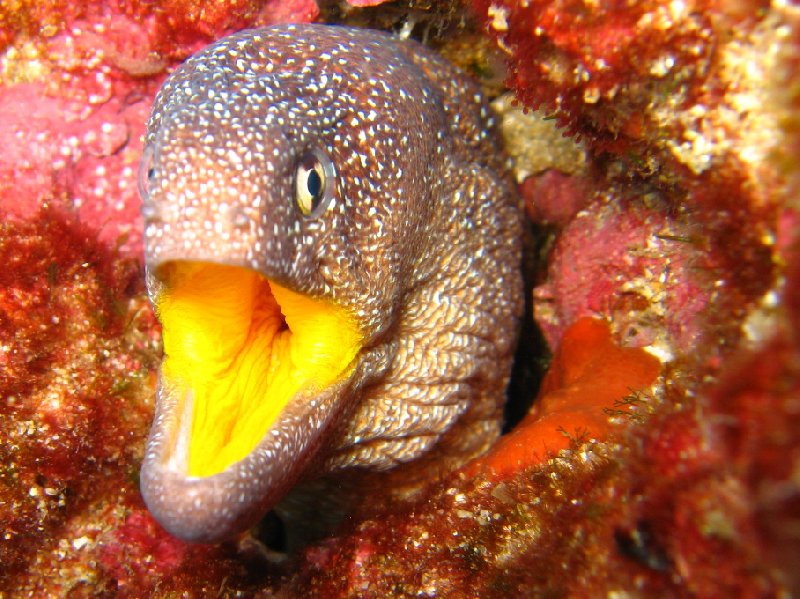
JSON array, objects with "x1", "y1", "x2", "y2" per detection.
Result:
[{"x1": 153, "y1": 261, "x2": 362, "y2": 478}]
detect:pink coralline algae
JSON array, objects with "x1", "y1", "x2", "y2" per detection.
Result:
[
  {"x1": 0, "y1": 82, "x2": 152, "y2": 255},
  {"x1": 521, "y1": 169, "x2": 589, "y2": 227},
  {"x1": 0, "y1": 0, "x2": 319, "y2": 256},
  {"x1": 345, "y1": 0, "x2": 392, "y2": 6},
  {"x1": 534, "y1": 191, "x2": 719, "y2": 355}
]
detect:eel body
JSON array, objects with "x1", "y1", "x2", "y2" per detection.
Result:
[{"x1": 139, "y1": 23, "x2": 523, "y2": 543}]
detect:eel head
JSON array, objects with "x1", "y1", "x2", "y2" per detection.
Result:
[{"x1": 138, "y1": 24, "x2": 523, "y2": 544}]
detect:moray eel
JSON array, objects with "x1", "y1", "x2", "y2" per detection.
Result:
[{"x1": 138, "y1": 23, "x2": 523, "y2": 544}]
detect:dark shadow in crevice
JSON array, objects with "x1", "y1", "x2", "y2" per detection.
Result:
[{"x1": 502, "y1": 219, "x2": 554, "y2": 434}]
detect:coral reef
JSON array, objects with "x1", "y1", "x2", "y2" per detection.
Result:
[{"x1": 0, "y1": 0, "x2": 797, "y2": 596}]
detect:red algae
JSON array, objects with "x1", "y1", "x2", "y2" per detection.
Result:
[
  {"x1": 125, "y1": 0, "x2": 319, "y2": 55},
  {"x1": 96, "y1": 509, "x2": 264, "y2": 597},
  {"x1": 345, "y1": 0, "x2": 391, "y2": 6},
  {"x1": 471, "y1": 0, "x2": 780, "y2": 186},
  {"x1": 472, "y1": 1, "x2": 715, "y2": 147},
  {"x1": 0, "y1": 208, "x2": 146, "y2": 590},
  {"x1": 701, "y1": 337, "x2": 800, "y2": 591},
  {"x1": 282, "y1": 315, "x2": 794, "y2": 597},
  {"x1": 474, "y1": 0, "x2": 781, "y2": 325},
  {"x1": 0, "y1": 1, "x2": 84, "y2": 50}
]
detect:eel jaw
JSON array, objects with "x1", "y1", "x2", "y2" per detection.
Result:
[
  {"x1": 139, "y1": 261, "x2": 362, "y2": 543},
  {"x1": 140, "y1": 377, "x2": 352, "y2": 543}
]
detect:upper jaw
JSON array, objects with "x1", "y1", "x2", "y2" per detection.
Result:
[{"x1": 143, "y1": 239, "x2": 264, "y2": 285}]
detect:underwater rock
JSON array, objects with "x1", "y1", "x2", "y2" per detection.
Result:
[{"x1": 533, "y1": 192, "x2": 718, "y2": 358}]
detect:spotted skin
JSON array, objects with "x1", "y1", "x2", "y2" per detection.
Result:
[{"x1": 139, "y1": 23, "x2": 523, "y2": 544}]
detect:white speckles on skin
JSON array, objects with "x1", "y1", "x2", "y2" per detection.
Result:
[{"x1": 138, "y1": 23, "x2": 523, "y2": 544}]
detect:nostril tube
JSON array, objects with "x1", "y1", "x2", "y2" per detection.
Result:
[
  {"x1": 231, "y1": 207, "x2": 251, "y2": 230},
  {"x1": 141, "y1": 202, "x2": 162, "y2": 221}
]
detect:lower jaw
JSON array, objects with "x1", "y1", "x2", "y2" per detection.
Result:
[{"x1": 140, "y1": 370, "x2": 354, "y2": 543}]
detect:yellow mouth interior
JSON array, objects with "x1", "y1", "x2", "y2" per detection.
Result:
[{"x1": 155, "y1": 261, "x2": 362, "y2": 478}]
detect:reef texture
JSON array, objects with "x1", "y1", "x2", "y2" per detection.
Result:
[
  {"x1": 0, "y1": 0, "x2": 319, "y2": 256},
  {"x1": 0, "y1": 0, "x2": 798, "y2": 596}
]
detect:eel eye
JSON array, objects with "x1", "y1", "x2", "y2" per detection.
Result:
[
  {"x1": 138, "y1": 144, "x2": 157, "y2": 200},
  {"x1": 294, "y1": 149, "x2": 335, "y2": 216}
]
